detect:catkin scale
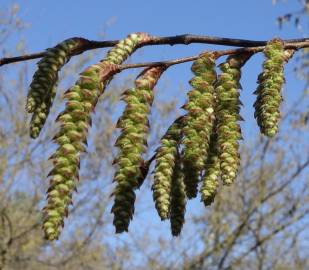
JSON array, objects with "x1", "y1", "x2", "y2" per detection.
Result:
[
  {"x1": 112, "y1": 66, "x2": 166, "y2": 233},
  {"x1": 182, "y1": 53, "x2": 217, "y2": 199},
  {"x1": 43, "y1": 33, "x2": 150, "y2": 240}
]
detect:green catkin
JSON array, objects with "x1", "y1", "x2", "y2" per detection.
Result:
[
  {"x1": 170, "y1": 153, "x2": 186, "y2": 236},
  {"x1": 43, "y1": 33, "x2": 150, "y2": 241},
  {"x1": 216, "y1": 53, "x2": 252, "y2": 186},
  {"x1": 26, "y1": 38, "x2": 82, "y2": 113},
  {"x1": 152, "y1": 117, "x2": 183, "y2": 220},
  {"x1": 200, "y1": 130, "x2": 220, "y2": 206},
  {"x1": 182, "y1": 53, "x2": 217, "y2": 199},
  {"x1": 254, "y1": 39, "x2": 292, "y2": 137},
  {"x1": 112, "y1": 66, "x2": 166, "y2": 233},
  {"x1": 30, "y1": 83, "x2": 57, "y2": 138}
]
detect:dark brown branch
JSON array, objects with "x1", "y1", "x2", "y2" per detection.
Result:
[
  {"x1": 1, "y1": 33, "x2": 309, "y2": 66},
  {"x1": 0, "y1": 37, "x2": 117, "y2": 66}
]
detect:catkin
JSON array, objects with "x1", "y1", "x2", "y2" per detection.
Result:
[
  {"x1": 170, "y1": 153, "x2": 186, "y2": 236},
  {"x1": 112, "y1": 66, "x2": 166, "y2": 233},
  {"x1": 30, "y1": 83, "x2": 57, "y2": 138},
  {"x1": 254, "y1": 39, "x2": 291, "y2": 137},
  {"x1": 182, "y1": 53, "x2": 217, "y2": 198},
  {"x1": 216, "y1": 53, "x2": 252, "y2": 186},
  {"x1": 200, "y1": 130, "x2": 220, "y2": 206},
  {"x1": 43, "y1": 33, "x2": 150, "y2": 240},
  {"x1": 152, "y1": 117, "x2": 183, "y2": 220}
]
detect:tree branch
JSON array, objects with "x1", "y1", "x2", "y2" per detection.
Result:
[
  {"x1": 1, "y1": 33, "x2": 309, "y2": 66},
  {"x1": 115, "y1": 40, "x2": 307, "y2": 71}
]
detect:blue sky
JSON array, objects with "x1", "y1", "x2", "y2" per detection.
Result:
[
  {"x1": 1, "y1": 0, "x2": 308, "y2": 261},
  {"x1": 9, "y1": 0, "x2": 304, "y2": 44}
]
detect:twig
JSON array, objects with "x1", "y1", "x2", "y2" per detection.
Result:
[{"x1": 118, "y1": 41, "x2": 308, "y2": 71}]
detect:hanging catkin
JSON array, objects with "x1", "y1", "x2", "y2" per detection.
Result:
[
  {"x1": 170, "y1": 151, "x2": 186, "y2": 236},
  {"x1": 112, "y1": 65, "x2": 166, "y2": 233},
  {"x1": 216, "y1": 53, "x2": 252, "y2": 186},
  {"x1": 43, "y1": 33, "x2": 150, "y2": 240},
  {"x1": 152, "y1": 117, "x2": 183, "y2": 220},
  {"x1": 200, "y1": 129, "x2": 220, "y2": 206},
  {"x1": 254, "y1": 39, "x2": 292, "y2": 137},
  {"x1": 182, "y1": 53, "x2": 217, "y2": 198}
]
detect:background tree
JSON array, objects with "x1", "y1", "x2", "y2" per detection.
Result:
[{"x1": 0, "y1": 1, "x2": 308, "y2": 270}]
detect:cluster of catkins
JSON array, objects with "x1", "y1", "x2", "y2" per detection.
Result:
[
  {"x1": 30, "y1": 33, "x2": 150, "y2": 240},
  {"x1": 25, "y1": 34, "x2": 293, "y2": 240},
  {"x1": 151, "y1": 52, "x2": 250, "y2": 235}
]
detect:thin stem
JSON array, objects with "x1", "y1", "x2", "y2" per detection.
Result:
[{"x1": 119, "y1": 41, "x2": 307, "y2": 71}]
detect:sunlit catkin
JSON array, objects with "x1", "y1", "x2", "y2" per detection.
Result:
[
  {"x1": 216, "y1": 53, "x2": 252, "y2": 186},
  {"x1": 254, "y1": 39, "x2": 285, "y2": 137},
  {"x1": 254, "y1": 39, "x2": 293, "y2": 137},
  {"x1": 43, "y1": 33, "x2": 150, "y2": 240},
  {"x1": 152, "y1": 117, "x2": 183, "y2": 220},
  {"x1": 112, "y1": 66, "x2": 166, "y2": 233},
  {"x1": 182, "y1": 53, "x2": 217, "y2": 198}
]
